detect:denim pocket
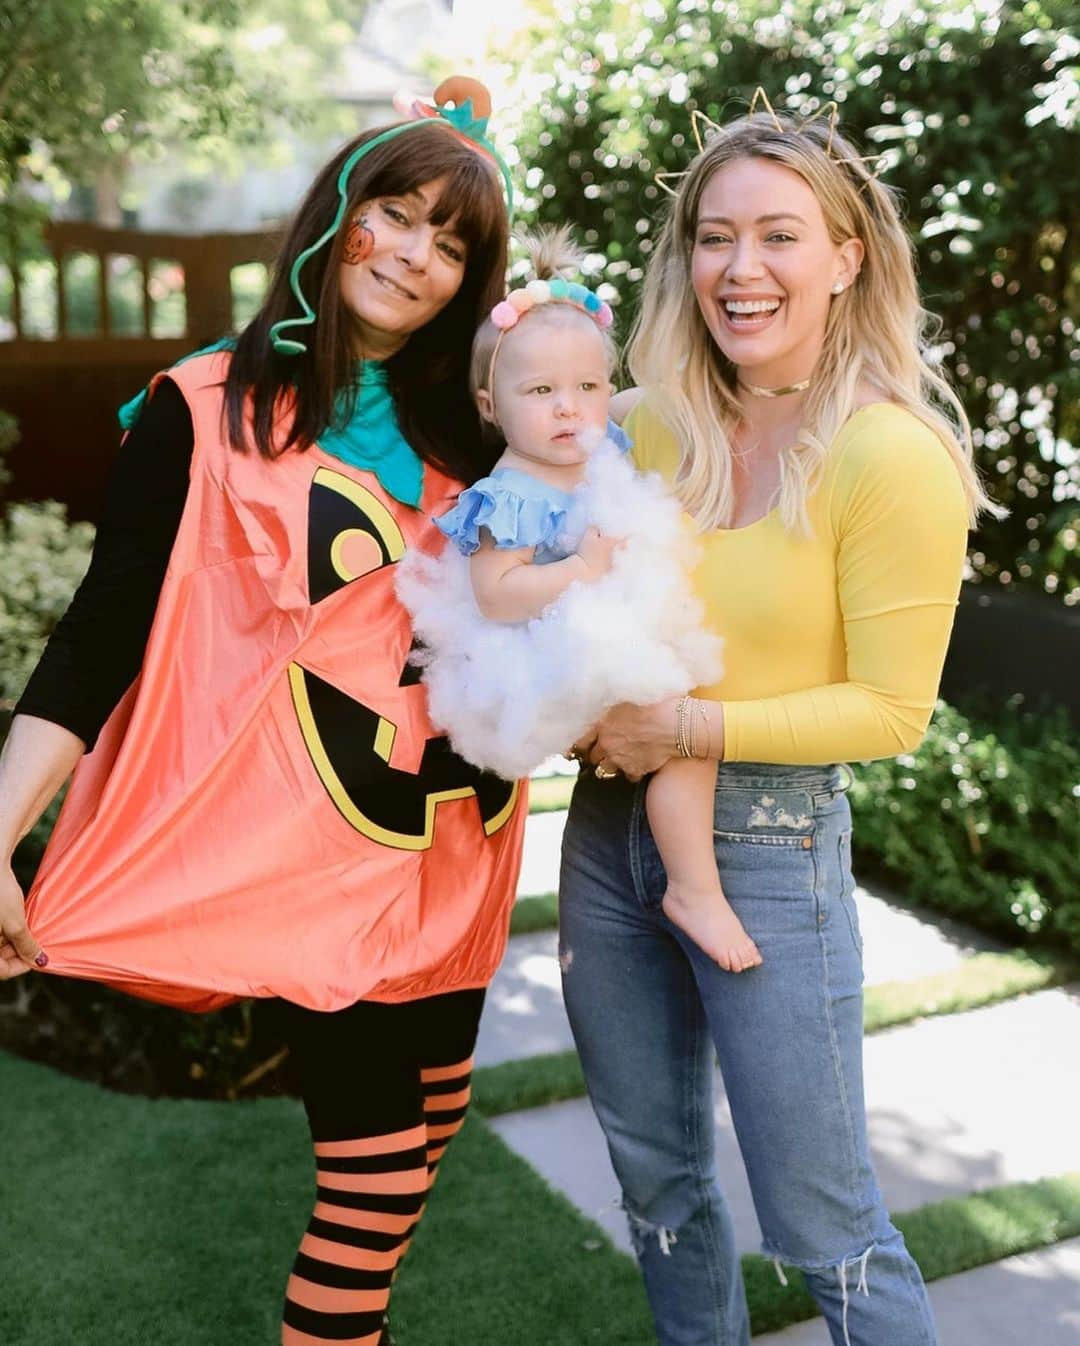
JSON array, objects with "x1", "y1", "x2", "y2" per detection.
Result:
[
  {"x1": 711, "y1": 831, "x2": 815, "y2": 847},
  {"x1": 707, "y1": 788, "x2": 819, "y2": 939},
  {"x1": 712, "y1": 787, "x2": 816, "y2": 846}
]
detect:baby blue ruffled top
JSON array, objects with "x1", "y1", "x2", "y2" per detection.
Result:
[
  {"x1": 435, "y1": 420, "x2": 632, "y2": 566},
  {"x1": 436, "y1": 467, "x2": 577, "y2": 564}
]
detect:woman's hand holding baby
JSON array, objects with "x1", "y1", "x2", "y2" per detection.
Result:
[
  {"x1": 577, "y1": 698, "x2": 679, "y2": 781},
  {"x1": 577, "y1": 697, "x2": 725, "y2": 781}
]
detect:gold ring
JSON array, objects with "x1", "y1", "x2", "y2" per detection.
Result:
[{"x1": 593, "y1": 763, "x2": 618, "y2": 780}]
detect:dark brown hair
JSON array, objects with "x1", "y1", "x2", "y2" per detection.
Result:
[{"x1": 224, "y1": 121, "x2": 510, "y2": 484}]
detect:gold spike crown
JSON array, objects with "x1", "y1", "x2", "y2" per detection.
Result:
[{"x1": 654, "y1": 86, "x2": 890, "y2": 197}]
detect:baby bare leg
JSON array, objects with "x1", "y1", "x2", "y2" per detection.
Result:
[{"x1": 646, "y1": 758, "x2": 763, "y2": 972}]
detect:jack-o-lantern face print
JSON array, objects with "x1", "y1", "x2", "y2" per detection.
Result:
[{"x1": 290, "y1": 467, "x2": 518, "y2": 851}]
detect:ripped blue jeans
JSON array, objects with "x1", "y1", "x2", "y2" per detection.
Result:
[{"x1": 559, "y1": 762, "x2": 937, "y2": 1346}]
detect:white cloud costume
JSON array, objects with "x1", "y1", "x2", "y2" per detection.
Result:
[{"x1": 395, "y1": 433, "x2": 722, "y2": 781}]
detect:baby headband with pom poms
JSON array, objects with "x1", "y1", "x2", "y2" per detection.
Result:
[
  {"x1": 653, "y1": 85, "x2": 891, "y2": 199},
  {"x1": 484, "y1": 276, "x2": 614, "y2": 393},
  {"x1": 490, "y1": 277, "x2": 613, "y2": 332},
  {"x1": 270, "y1": 76, "x2": 516, "y2": 357}
]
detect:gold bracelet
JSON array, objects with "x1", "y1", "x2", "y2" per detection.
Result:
[
  {"x1": 696, "y1": 699, "x2": 710, "y2": 760},
  {"x1": 675, "y1": 696, "x2": 692, "y2": 758},
  {"x1": 688, "y1": 697, "x2": 698, "y2": 760}
]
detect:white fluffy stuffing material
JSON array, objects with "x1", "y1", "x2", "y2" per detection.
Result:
[{"x1": 396, "y1": 438, "x2": 722, "y2": 780}]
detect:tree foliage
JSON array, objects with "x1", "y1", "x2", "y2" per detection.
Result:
[
  {"x1": 0, "y1": 0, "x2": 360, "y2": 192},
  {"x1": 504, "y1": 0, "x2": 1079, "y2": 602}
]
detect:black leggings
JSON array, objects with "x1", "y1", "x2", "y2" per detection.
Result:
[{"x1": 277, "y1": 988, "x2": 485, "y2": 1345}]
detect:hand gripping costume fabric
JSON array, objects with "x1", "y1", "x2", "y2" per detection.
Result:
[
  {"x1": 25, "y1": 351, "x2": 527, "y2": 1011},
  {"x1": 396, "y1": 436, "x2": 723, "y2": 781}
]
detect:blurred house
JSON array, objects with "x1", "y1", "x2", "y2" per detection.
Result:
[{"x1": 87, "y1": 0, "x2": 458, "y2": 234}]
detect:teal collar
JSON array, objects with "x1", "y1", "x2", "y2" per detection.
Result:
[
  {"x1": 119, "y1": 344, "x2": 425, "y2": 509},
  {"x1": 318, "y1": 361, "x2": 424, "y2": 509},
  {"x1": 117, "y1": 336, "x2": 236, "y2": 430}
]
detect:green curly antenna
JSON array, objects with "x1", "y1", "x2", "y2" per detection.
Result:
[{"x1": 270, "y1": 86, "x2": 515, "y2": 358}]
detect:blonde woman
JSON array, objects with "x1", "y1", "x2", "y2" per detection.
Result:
[{"x1": 561, "y1": 99, "x2": 995, "y2": 1346}]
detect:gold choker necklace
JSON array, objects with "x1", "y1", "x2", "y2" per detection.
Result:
[{"x1": 737, "y1": 376, "x2": 811, "y2": 398}]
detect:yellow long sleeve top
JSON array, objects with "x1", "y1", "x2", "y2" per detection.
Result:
[{"x1": 624, "y1": 399, "x2": 970, "y2": 765}]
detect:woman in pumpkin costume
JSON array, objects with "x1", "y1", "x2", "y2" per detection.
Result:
[{"x1": 0, "y1": 79, "x2": 524, "y2": 1346}]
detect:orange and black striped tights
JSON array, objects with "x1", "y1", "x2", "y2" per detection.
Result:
[{"x1": 279, "y1": 988, "x2": 484, "y2": 1346}]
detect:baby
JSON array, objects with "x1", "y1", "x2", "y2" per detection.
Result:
[{"x1": 399, "y1": 230, "x2": 762, "y2": 973}]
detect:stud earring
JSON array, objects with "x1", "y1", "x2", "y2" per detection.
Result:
[{"x1": 831, "y1": 282, "x2": 845, "y2": 295}]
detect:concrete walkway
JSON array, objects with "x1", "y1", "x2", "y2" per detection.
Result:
[
  {"x1": 479, "y1": 804, "x2": 1080, "y2": 1345},
  {"x1": 481, "y1": 812, "x2": 1002, "y2": 1071},
  {"x1": 489, "y1": 988, "x2": 1080, "y2": 1257},
  {"x1": 754, "y1": 1237, "x2": 1080, "y2": 1345}
]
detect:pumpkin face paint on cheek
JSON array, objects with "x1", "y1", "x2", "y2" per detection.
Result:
[{"x1": 343, "y1": 214, "x2": 375, "y2": 266}]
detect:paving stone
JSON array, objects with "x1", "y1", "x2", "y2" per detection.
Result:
[
  {"x1": 516, "y1": 808, "x2": 567, "y2": 898},
  {"x1": 855, "y1": 879, "x2": 1001, "y2": 984},
  {"x1": 753, "y1": 1236, "x2": 1080, "y2": 1344},
  {"x1": 476, "y1": 929, "x2": 570, "y2": 1067},
  {"x1": 489, "y1": 989, "x2": 1080, "y2": 1259}
]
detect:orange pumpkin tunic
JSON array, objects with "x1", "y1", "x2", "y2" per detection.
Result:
[{"x1": 25, "y1": 351, "x2": 526, "y2": 1011}]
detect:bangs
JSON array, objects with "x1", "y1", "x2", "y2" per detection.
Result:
[{"x1": 360, "y1": 124, "x2": 506, "y2": 253}]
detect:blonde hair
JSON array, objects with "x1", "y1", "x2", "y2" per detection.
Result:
[
  {"x1": 628, "y1": 110, "x2": 1000, "y2": 532},
  {"x1": 470, "y1": 225, "x2": 615, "y2": 406}
]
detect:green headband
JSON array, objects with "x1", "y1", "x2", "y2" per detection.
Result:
[{"x1": 270, "y1": 97, "x2": 515, "y2": 357}]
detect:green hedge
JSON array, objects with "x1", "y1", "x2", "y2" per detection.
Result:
[
  {"x1": 0, "y1": 408, "x2": 18, "y2": 492},
  {"x1": 0, "y1": 499, "x2": 95, "y2": 882},
  {"x1": 850, "y1": 698, "x2": 1080, "y2": 955},
  {"x1": 0, "y1": 499, "x2": 94, "y2": 708}
]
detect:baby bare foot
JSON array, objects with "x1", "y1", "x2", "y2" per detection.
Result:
[{"x1": 662, "y1": 882, "x2": 763, "y2": 973}]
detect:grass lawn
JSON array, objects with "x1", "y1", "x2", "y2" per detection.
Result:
[
  {"x1": 508, "y1": 889, "x2": 558, "y2": 935},
  {"x1": 0, "y1": 1048, "x2": 650, "y2": 1346},
  {"x1": 527, "y1": 773, "x2": 576, "y2": 814},
  {"x1": 3, "y1": 1049, "x2": 1078, "y2": 1345}
]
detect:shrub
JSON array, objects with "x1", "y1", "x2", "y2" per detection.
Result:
[
  {"x1": 0, "y1": 408, "x2": 18, "y2": 492},
  {"x1": 850, "y1": 699, "x2": 1080, "y2": 955},
  {"x1": 0, "y1": 970, "x2": 293, "y2": 1101},
  {"x1": 0, "y1": 500, "x2": 94, "y2": 707},
  {"x1": 0, "y1": 499, "x2": 95, "y2": 881}
]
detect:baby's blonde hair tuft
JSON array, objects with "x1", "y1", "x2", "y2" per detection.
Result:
[
  {"x1": 470, "y1": 225, "x2": 613, "y2": 403},
  {"x1": 519, "y1": 222, "x2": 584, "y2": 282}
]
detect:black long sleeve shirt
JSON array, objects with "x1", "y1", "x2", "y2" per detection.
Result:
[{"x1": 15, "y1": 379, "x2": 194, "y2": 750}]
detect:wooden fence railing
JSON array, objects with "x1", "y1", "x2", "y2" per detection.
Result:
[
  {"x1": 0, "y1": 221, "x2": 282, "y2": 515},
  {"x1": 2, "y1": 219, "x2": 282, "y2": 348}
]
